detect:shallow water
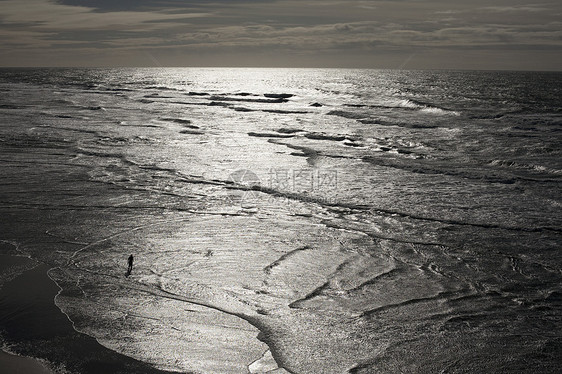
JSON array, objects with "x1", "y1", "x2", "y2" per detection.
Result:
[{"x1": 0, "y1": 68, "x2": 561, "y2": 373}]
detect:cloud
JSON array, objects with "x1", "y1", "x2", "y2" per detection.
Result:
[
  {"x1": 481, "y1": 5, "x2": 550, "y2": 13},
  {"x1": 0, "y1": 0, "x2": 209, "y2": 31},
  {"x1": 54, "y1": 0, "x2": 278, "y2": 13},
  {"x1": 0, "y1": 0, "x2": 561, "y2": 69}
]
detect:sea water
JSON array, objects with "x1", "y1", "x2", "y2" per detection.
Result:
[{"x1": 0, "y1": 68, "x2": 560, "y2": 373}]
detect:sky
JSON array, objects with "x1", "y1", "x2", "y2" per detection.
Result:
[{"x1": 0, "y1": 0, "x2": 561, "y2": 70}]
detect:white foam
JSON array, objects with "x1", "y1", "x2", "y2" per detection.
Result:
[{"x1": 420, "y1": 106, "x2": 460, "y2": 116}]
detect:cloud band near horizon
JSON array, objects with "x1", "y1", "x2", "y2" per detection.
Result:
[{"x1": 0, "y1": 0, "x2": 561, "y2": 70}]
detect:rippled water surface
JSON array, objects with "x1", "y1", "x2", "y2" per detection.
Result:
[{"x1": 0, "y1": 68, "x2": 561, "y2": 373}]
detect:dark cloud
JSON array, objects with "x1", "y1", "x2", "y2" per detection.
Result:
[
  {"x1": 0, "y1": 0, "x2": 560, "y2": 70},
  {"x1": 55, "y1": 0, "x2": 276, "y2": 12}
]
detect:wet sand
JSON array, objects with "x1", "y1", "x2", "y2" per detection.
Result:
[
  {"x1": 0, "y1": 256, "x2": 179, "y2": 374},
  {"x1": 0, "y1": 350, "x2": 52, "y2": 374},
  {"x1": 0, "y1": 255, "x2": 52, "y2": 374}
]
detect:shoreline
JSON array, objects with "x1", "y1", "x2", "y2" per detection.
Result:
[
  {"x1": 0, "y1": 255, "x2": 178, "y2": 374},
  {"x1": 1, "y1": 253, "x2": 290, "y2": 374},
  {"x1": 0, "y1": 254, "x2": 54, "y2": 374}
]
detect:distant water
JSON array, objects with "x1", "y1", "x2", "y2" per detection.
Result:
[{"x1": 0, "y1": 68, "x2": 560, "y2": 373}]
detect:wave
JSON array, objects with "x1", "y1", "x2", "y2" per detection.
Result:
[
  {"x1": 246, "y1": 130, "x2": 363, "y2": 152},
  {"x1": 264, "y1": 93, "x2": 294, "y2": 99},
  {"x1": 145, "y1": 85, "x2": 181, "y2": 91},
  {"x1": 420, "y1": 106, "x2": 459, "y2": 115},
  {"x1": 362, "y1": 155, "x2": 562, "y2": 184},
  {"x1": 36, "y1": 124, "x2": 99, "y2": 135},
  {"x1": 359, "y1": 289, "x2": 468, "y2": 318},
  {"x1": 164, "y1": 99, "x2": 309, "y2": 115},
  {"x1": 209, "y1": 95, "x2": 290, "y2": 104},
  {"x1": 387, "y1": 99, "x2": 460, "y2": 115},
  {"x1": 179, "y1": 129, "x2": 205, "y2": 135},
  {"x1": 342, "y1": 98, "x2": 460, "y2": 116},
  {"x1": 262, "y1": 109, "x2": 310, "y2": 114},
  {"x1": 0, "y1": 104, "x2": 24, "y2": 110},
  {"x1": 143, "y1": 93, "x2": 174, "y2": 99},
  {"x1": 487, "y1": 159, "x2": 562, "y2": 175},
  {"x1": 248, "y1": 132, "x2": 295, "y2": 138},
  {"x1": 159, "y1": 117, "x2": 194, "y2": 126},
  {"x1": 358, "y1": 118, "x2": 440, "y2": 129},
  {"x1": 276, "y1": 128, "x2": 304, "y2": 134},
  {"x1": 85, "y1": 106, "x2": 106, "y2": 111},
  {"x1": 328, "y1": 111, "x2": 445, "y2": 129},
  {"x1": 222, "y1": 176, "x2": 561, "y2": 234},
  {"x1": 0, "y1": 133, "x2": 70, "y2": 149},
  {"x1": 263, "y1": 246, "x2": 310, "y2": 275},
  {"x1": 327, "y1": 110, "x2": 368, "y2": 120},
  {"x1": 394, "y1": 98, "x2": 421, "y2": 109},
  {"x1": 304, "y1": 132, "x2": 351, "y2": 142}
]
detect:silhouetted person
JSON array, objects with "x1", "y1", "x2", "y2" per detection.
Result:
[{"x1": 127, "y1": 254, "x2": 134, "y2": 275}]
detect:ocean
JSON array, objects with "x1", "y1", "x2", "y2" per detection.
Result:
[{"x1": 0, "y1": 68, "x2": 560, "y2": 373}]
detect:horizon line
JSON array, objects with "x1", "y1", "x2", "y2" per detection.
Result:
[{"x1": 1, "y1": 66, "x2": 561, "y2": 73}]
